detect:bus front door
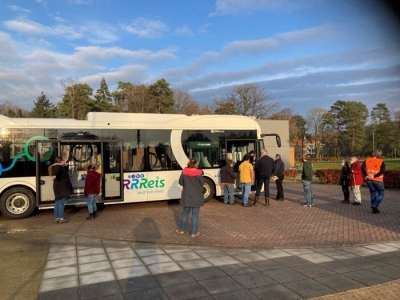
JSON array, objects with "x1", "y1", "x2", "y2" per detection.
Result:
[
  {"x1": 101, "y1": 141, "x2": 124, "y2": 202},
  {"x1": 36, "y1": 140, "x2": 59, "y2": 205}
]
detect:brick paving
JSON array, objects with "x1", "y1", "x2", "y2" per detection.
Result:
[
  {"x1": 1, "y1": 182, "x2": 400, "y2": 299},
  {"x1": 1, "y1": 183, "x2": 399, "y2": 248}
]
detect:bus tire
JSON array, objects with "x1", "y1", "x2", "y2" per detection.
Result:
[
  {"x1": 203, "y1": 177, "x2": 215, "y2": 203},
  {"x1": 0, "y1": 187, "x2": 36, "y2": 219}
]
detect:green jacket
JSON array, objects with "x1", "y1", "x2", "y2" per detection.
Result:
[{"x1": 302, "y1": 161, "x2": 313, "y2": 181}]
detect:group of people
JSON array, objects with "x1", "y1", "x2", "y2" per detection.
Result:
[
  {"x1": 220, "y1": 150, "x2": 285, "y2": 207},
  {"x1": 51, "y1": 156, "x2": 102, "y2": 223},
  {"x1": 176, "y1": 148, "x2": 387, "y2": 238},
  {"x1": 51, "y1": 148, "x2": 386, "y2": 240},
  {"x1": 339, "y1": 149, "x2": 386, "y2": 213}
]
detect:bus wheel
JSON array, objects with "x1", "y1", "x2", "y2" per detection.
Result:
[
  {"x1": 0, "y1": 188, "x2": 35, "y2": 219},
  {"x1": 203, "y1": 178, "x2": 215, "y2": 203}
]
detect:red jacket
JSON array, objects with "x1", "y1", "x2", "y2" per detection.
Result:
[
  {"x1": 84, "y1": 170, "x2": 102, "y2": 196},
  {"x1": 349, "y1": 161, "x2": 363, "y2": 186}
]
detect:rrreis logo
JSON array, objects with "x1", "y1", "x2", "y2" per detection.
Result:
[{"x1": 124, "y1": 174, "x2": 165, "y2": 190}]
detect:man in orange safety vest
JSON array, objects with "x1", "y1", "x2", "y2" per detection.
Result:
[{"x1": 361, "y1": 149, "x2": 386, "y2": 214}]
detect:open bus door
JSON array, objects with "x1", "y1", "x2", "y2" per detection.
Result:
[
  {"x1": 101, "y1": 141, "x2": 124, "y2": 202},
  {"x1": 36, "y1": 140, "x2": 59, "y2": 206},
  {"x1": 225, "y1": 139, "x2": 259, "y2": 192},
  {"x1": 36, "y1": 140, "x2": 124, "y2": 206}
]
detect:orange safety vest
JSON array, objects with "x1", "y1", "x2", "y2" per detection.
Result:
[{"x1": 365, "y1": 157, "x2": 384, "y2": 182}]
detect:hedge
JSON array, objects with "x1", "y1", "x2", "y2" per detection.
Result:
[{"x1": 314, "y1": 169, "x2": 400, "y2": 188}]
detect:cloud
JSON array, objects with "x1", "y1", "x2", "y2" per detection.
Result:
[
  {"x1": 209, "y1": 0, "x2": 313, "y2": 16},
  {"x1": 68, "y1": 0, "x2": 93, "y2": 4},
  {"x1": 3, "y1": 18, "x2": 120, "y2": 43},
  {"x1": 121, "y1": 18, "x2": 169, "y2": 38},
  {"x1": 8, "y1": 5, "x2": 30, "y2": 13},
  {"x1": 174, "y1": 25, "x2": 193, "y2": 36},
  {"x1": 3, "y1": 19, "x2": 83, "y2": 39}
]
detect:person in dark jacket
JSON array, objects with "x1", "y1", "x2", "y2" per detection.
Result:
[
  {"x1": 84, "y1": 165, "x2": 102, "y2": 220},
  {"x1": 51, "y1": 156, "x2": 73, "y2": 223},
  {"x1": 301, "y1": 154, "x2": 314, "y2": 207},
  {"x1": 254, "y1": 149, "x2": 274, "y2": 206},
  {"x1": 340, "y1": 159, "x2": 351, "y2": 203},
  {"x1": 176, "y1": 158, "x2": 205, "y2": 238},
  {"x1": 220, "y1": 159, "x2": 236, "y2": 204},
  {"x1": 273, "y1": 154, "x2": 285, "y2": 201}
]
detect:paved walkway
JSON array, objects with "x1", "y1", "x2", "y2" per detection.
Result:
[{"x1": 38, "y1": 235, "x2": 400, "y2": 299}]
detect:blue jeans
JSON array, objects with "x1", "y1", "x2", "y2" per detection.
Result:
[
  {"x1": 54, "y1": 197, "x2": 66, "y2": 219},
  {"x1": 302, "y1": 181, "x2": 314, "y2": 205},
  {"x1": 179, "y1": 206, "x2": 200, "y2": 235},
  {"x1": 255, "y1": 176, "x2": 270, "y2": 197},
  {"x1": 366, "y1": 180, "x2": 385, "y2": 206},
  {"x1": 241, "y1": 183, "x2": 252, "y2": 204},
  {"x1": 223, "y1": 184, "x2": 234, "y2": 204},
  {"x1": 86, "y1": 194, "x2": 98, "y2": 213}
]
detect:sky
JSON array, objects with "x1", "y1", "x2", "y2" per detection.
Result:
[{"x1": 0, "y1": 0, "x2": 399, "y2": 117}]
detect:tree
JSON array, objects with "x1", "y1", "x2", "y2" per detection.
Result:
[
  {"x1": 0, "y1": 101, "x2": 29, "y2": 117},
  {"x1": 329, "y1": 100, "x2": 368, "y2": 156},
  {"x1": 58, "y1": 81, "x2": 94, "y2": 120},
  {"x1": 371, "y1": 103, "x2": 391, "y2": 125},
  {"x1": 306, "y1": 108, "x2": 328, "y2": 158},
  {"x1": 93, "y1": 77, "x2": 114, "y2": 112},
  {"x1": 31, "y1": 92, "x2": 56, "y2": 118},
  {"x1": 213, "y1": 83, "x2": 279, "y2": 119},
  {"x1": 173, "y1": 89, "x2": 201, "y2": 115},
  {"x1": 269, "y1": 108, "x2": 293, "y2": 120},
  {"x1": 290, "y1": 114, "x2": 307, "y2": 158},
  {"x1": 148, "y1": 78, "x2": 176, "y2": 114},
  {"x1": 112, "y1": 82, "x2": 153, "y2": 113}
]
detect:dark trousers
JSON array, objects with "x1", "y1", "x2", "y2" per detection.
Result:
[
  {"x1": 341, "y1": 182, "x2": 350, "y2": 200},
  {"x1": 255, "y1": 176, "x2": 270, "y2": 197},
  {"x1": 275, "y1": 175, "x2": 284, "y2": 199}
]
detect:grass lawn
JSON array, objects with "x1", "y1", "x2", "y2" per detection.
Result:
[{"x1": 310, "y1": 159, "x2": 400, "y2": 171}]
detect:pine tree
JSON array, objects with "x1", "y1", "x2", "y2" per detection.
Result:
[
  {"x1": 94, "y1": 77, "x2": 114, "y2": 112},
  {"x1": 31, "y1": 92, "x2": 56, "y2": 118}
]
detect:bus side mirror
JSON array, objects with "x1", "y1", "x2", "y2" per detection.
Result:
[{"x1": 276, "y1": 135, "x2": 281, "y2": 148}]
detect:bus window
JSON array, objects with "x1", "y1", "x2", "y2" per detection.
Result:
[
  {"x1": 146, "y1": 130, "x2": 180, "y2": 170},
  {"x1": 182, "y1": 130, "x2": 225, "y2": 168}
]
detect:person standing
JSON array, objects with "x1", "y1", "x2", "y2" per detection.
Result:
[
  {"x1": 84, "y1": 165, "x2": 102, "y2": 220},
  {"x1": 254, "y1": 149, "x2": 274, "y2": 206},
  {"x1": 301, "y1": 154, "x2": 314, "y2": 207},
  {"x1": 362, "y1": 149, "x2": 386, "y2": 214},
  {"x1": 340, "y1": 159, "x2": 351, "y2": 203},
  {"x1": 274, "y1": 154, "x2": 285, "y2": 201},
  {"x1": 220, "y1": 159, "x2": 236, "y2": 205},
  {"x1": 239, "y1": 154, "x2": 254, "y2": 207},
  {"x1": 176, "y1": 158, "x2": 205, "y2": 238},
  {"x1": 349, "y1": 157, "x2": 363, "y2": 205},
  {"x1": 51, "y1": 156, "x2": 73, "y2": 223}
]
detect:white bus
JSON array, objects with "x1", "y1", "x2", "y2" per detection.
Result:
[{"x1": 0, "y1": 112, "x2": 281, "y2": 219}]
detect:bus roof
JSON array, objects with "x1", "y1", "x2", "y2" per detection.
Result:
[{"x1": 0, "y1": 112, "x2": 262, "y2": 131}]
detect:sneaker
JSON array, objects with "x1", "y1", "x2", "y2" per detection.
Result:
[
  {"x1": 58, "y1": 218, "x2": 69, "y2": 223},
  {"x1": 54, "y1": 219, "x2": 60, "y2": 223},
  {"x1": 175, "y1": 229, "x2": 185, "y2": 234},
  {"x1": 242, "y1": 203, "x2": 252, "y2": 207},
  {"x1": 352, "y1": 202, "x2": 361, "y2": 205},
  {"x1": 302, "y1": 203, "x2": 311, "y2": 207},
  {"x1": 191, "y1": 232, "x2": 201, "y2": 238}
]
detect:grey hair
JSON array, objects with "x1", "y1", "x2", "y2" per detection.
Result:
[
  {"x1": 350, "y1": 156, "x2": 358, "y2": 161},
  {"x1": 262, "y1": 149, "x2": 268, "y2": 154},
  {"x1": 373, "y1": 149, "x2": 382, "y2": 158}
]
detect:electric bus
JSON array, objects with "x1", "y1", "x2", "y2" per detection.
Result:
[{"x1": 0, "y1": 112, "x2": 280, "y2": 219}]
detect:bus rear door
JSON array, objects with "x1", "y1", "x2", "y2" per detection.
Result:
[{"x1": 101, "y1": 141, "x2": 124, "y2": 202}]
